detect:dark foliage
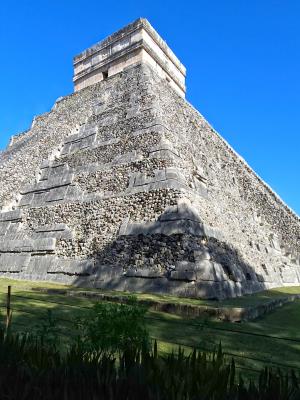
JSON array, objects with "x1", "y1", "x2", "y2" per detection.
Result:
[
  {"x1": 0, "y1": 299, "x2": 299, "y2": 399},
  {"x1": 0, "y1": 331, "x2": 299, "y2": 399}
]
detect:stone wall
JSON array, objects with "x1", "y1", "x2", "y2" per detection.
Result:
[{"x1": 0, "y1": 62, "x2": 299, "y2": 299}]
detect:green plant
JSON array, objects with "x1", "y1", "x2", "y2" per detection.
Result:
[
  {"x1": 74, "y1": 296, "x2": 150, "y2": 355},
  {"x1": 33, "y1": 309, "x2": 60, "y2": 349},
  {"x1": 0, "y1": 327, "x2": 298, "y2": 399}
]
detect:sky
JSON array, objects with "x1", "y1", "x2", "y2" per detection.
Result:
[{"x1": 0, "y1": 0, "x2": 299, "y2": 215}]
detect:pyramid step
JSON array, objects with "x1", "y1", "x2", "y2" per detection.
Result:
[
  {"x1": 61, "y1": 130, "x2": 97, "y2": 156},
  {"x1": 32, "y1": 224, "x2": 73, "y2": 240},
  {"x1": 58, "y1": 128, "x2": 163, "y2": 169},
  {"x1": 21, "y1": 173, "x2": 74, "y2": 195},
  {"x1": 17, "y1": 256, "x2": 95, "y2": 283},
  {"x1": 0, "y1": 210, "x2": 23, "y2": 222},
  {"x1": 0, "y1": 238, "x2": 56, "y2": 253},
  {"x1": 40, "y1": 163, "x2": 70, "y2": 181},
  {"x1": 0, "y1": 253, "x2": 31, "y2": 272}
]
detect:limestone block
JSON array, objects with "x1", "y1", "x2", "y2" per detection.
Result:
[
  {"x1": 64, "y1": 130, "x2": 97, "y2": 145},
  {"x1": 161, "y1": 205, "x2": 177, "y2": 217},
  {"x1": 127, "y1": 174, "x2": 137, "y2": 188},
  {"x1": 255, "y1": 271, "x2": 266, "y2": 282},
  {"x1": 124, "y1": 221, "x2": 162, "y2": 235},
  {"x1": 97, "y1": 138, "x2": 120, "y2": 148},
  {"x1": 48, "y1": 173, "x2": 74, "y2": 189},
  {"x1": 35, "y1": 224, "x2": 69, "y2": 233},
  {"x1": 0, "y1": 253, "x2": 31, "y2": 271},
  {"x1": 226, "y1": 264, "x2": 245, "y2": 282},
  {"x1": 243, "y1": 269, "x2": 258, "y2": 282},
  {"x1": 154, "y1": 169, "x2": 166, "y2": 181},
  {"x1": 48, "y1": 164, "x2": 70, "y2": 179},
  {"x1": 126, "y1": 107, "x2": 139, "y2": 119},
  {"x1": 25, "y1": 255, "x2": 55, "y2": 277},
  {"x1": 161, "y1": 220, "x2": 204, "y2": 236},
  {"x1": 48, "y1": 259, "x2": 94, "y2": 275},
  {"x1": 0, "y1": 221, "x2": 11, "y2": 236},
  {"x1": 213, "y1": 263, "x2": 228, "y2": 281},
  {"x1": 160, "y1": 220, "x2": 186, "y2": 235},
  {"x1": 174, "y1": 261, "x2": 196, "y2": 271},
  {"x1": 19, "y1": 193, "x2": 34, "y2": 207},
  {"x1": 64, "y1": 133, "x2": 80, "y2": 144},
  {"x1": 125, "y1": 268, "x2": 164, "y2": 278},
  {"x1": 0, "y1": 210, "x2": 22, "y2": 222},
  {"x1": 256, "y1": 264, "x2": 277, "y2": 283},
  {"x1": 194, "y1": 179, "x2": 208, "y2": 198},
  {"x1": 177, "y1": 199, "x2": 202, "y2": 222},
  {"x1": 45, "y1": 186, "x2": 68, "y2": 202},
  {"x1": 290, "y1": 252, "x2": 299, "y2": 265},
  {"x1": 112, "y1": 151, "x2": 140, "y2": 165},
  {"x1": 149, "y1": 179, "x2": 186, "y2": 191},
  {"x1": 124, "y1": 277, "x2": 170, "y2": 294},
  {"x1": 66, "y1": 185, "x2": 84, "y2": 201},
  {"x1": 215, "y1": 281, "x2": 243, "y2": 299},
  {"x1": 118, "y1": 217, "x2": 130, "y2": 235},
  {"x1": 81, "y1": 134, "x2": 97, "y2": 149},
  {"x1": 194, "y1": 260, "x2": 217, "y2": 281},
  {"x1": 202, "y1": 224, "x2": 224, "y2": 242},
  {"x1": 269, "y1": 234, "x2": 281, "y2": 252},
  {"x1": 170, "y1": 270, "x2": 197, "y2": 281},
  {"x1": 40, "y1": 168, "x2": 50, "y2": 181},
  {"x1": 0, "y1": 238, "x2": 56, "y2": 253},
  {"x1": 93, "y1": 104, "x2": 106, "y2": 115},
  {"x1": 281, "y1": 266, "x2": 299, "y2": 283},
  {"x1": 31, "y1": 192, "x2": 47, "y2": 207},
  {"x1": 122, "y1": 218, "x2": 205, "y2": 237},
  {"x1": 5, "y1": 222, "x2": 21, "y2": 236},
  {"x1": 149, "y1": 144, "x2": 180, "y2": 159},
  {"x1": 264, "y1": 245, "x2": 279, "y2": 257},
  {"x1": 134, "y1": 173, "x2": 151, "y2": 186},
  {"x1": 21, "y1": 173, "x2": 74, "y2": 194},
  {"x1": 193, "y1": 249, "x2": 210, "y2": 262},
  {"x1": 61, "y1": 143, "x2": 72, "y2": 156},
  {"x1": 93, "y1": 264, "x2": 124, "y2": 281},
  {"x1": 193, "y1": 281, "x2": 224, "y2": 299},
  {"x1": 34, "y1": 224, "x2": 73, "y2": 240},
  {"x1": 40, "y1": 159, "x2": 51, "y2": 169},
  {"x1": 92, "y1": 276, "x2": 127, "y2": 291},
  {"x1": 165, "y1": 168, "x2": 179, "y2": 180},
  {"x1": 70, "y1": 142, "x2": 83, "y2": 153},
  {"x1": 149, "y1": 149, "x2": 181, "y2": 160},
  {"x1": 34, "y1": 238, "x2": 57, "y2": 252}
]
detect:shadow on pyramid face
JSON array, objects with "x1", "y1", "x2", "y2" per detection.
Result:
[{"x1": 71, "y1": 202, "x2": 267, "y2": 301}]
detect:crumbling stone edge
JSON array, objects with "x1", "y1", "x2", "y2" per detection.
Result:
[{"x1": 32, "y1": 287, "x2": 300, "y2": 323}]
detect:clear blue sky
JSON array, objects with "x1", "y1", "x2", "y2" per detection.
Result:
[{"x1": 0, "y1": 1, "x2": 299, "y2": 215}]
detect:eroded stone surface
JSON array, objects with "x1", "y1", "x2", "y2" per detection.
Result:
[{"x1": 0, "y1": 20, "x2": 299, "y2": 299}]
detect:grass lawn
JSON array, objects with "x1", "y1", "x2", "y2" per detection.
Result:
[{"x1": 1, "y1": 278, "x2": 300, "y2": 378}]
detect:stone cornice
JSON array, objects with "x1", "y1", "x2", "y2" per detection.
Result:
[{"x1": 73, "y1": 18, "x2": 186, "y2": 76}]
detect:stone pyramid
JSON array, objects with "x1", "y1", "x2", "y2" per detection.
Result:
[{"x1": 0, "y1": 18, "x2": 299, "y2": 299}]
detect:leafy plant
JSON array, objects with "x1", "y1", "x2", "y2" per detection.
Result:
[
  {"x1": 0, "y1": 327, "x2": 298, "y2": 399},
  {"x1": 33, "y1": 309, "x2": 60, "y2": 349},
  {"x1": 74, "y1": 296, "x2": 150, "y2": 355}
]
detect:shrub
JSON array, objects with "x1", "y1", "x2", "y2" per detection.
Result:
[{"x1": 74, "y1": 296, "x2": 150, "y2": 355}]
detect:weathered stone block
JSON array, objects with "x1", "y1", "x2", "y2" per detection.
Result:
[
  {"x1": 125, "y1": 268, "x2": 164, "y2": 278},
  {"x1": 0, "y1": 210, "x2": 22, "y2": 222},
  {"x1": 170, "y1": 270, "x2": 197, "y2": 281},
  {"x1": 0, "y1": 221, "x2": 11, "y2": 236}
]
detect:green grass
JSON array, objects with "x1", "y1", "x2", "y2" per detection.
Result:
[
  {"x1": 1, "y1": 278, "x2": 300, "y2": 378},
  {"x1": 29, "y1": 279, "x2": 300, "y2": 309}
]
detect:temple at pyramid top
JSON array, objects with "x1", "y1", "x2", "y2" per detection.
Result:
[{"x1": 73, "y1": 18, "x2": 186, "y2": 97}]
